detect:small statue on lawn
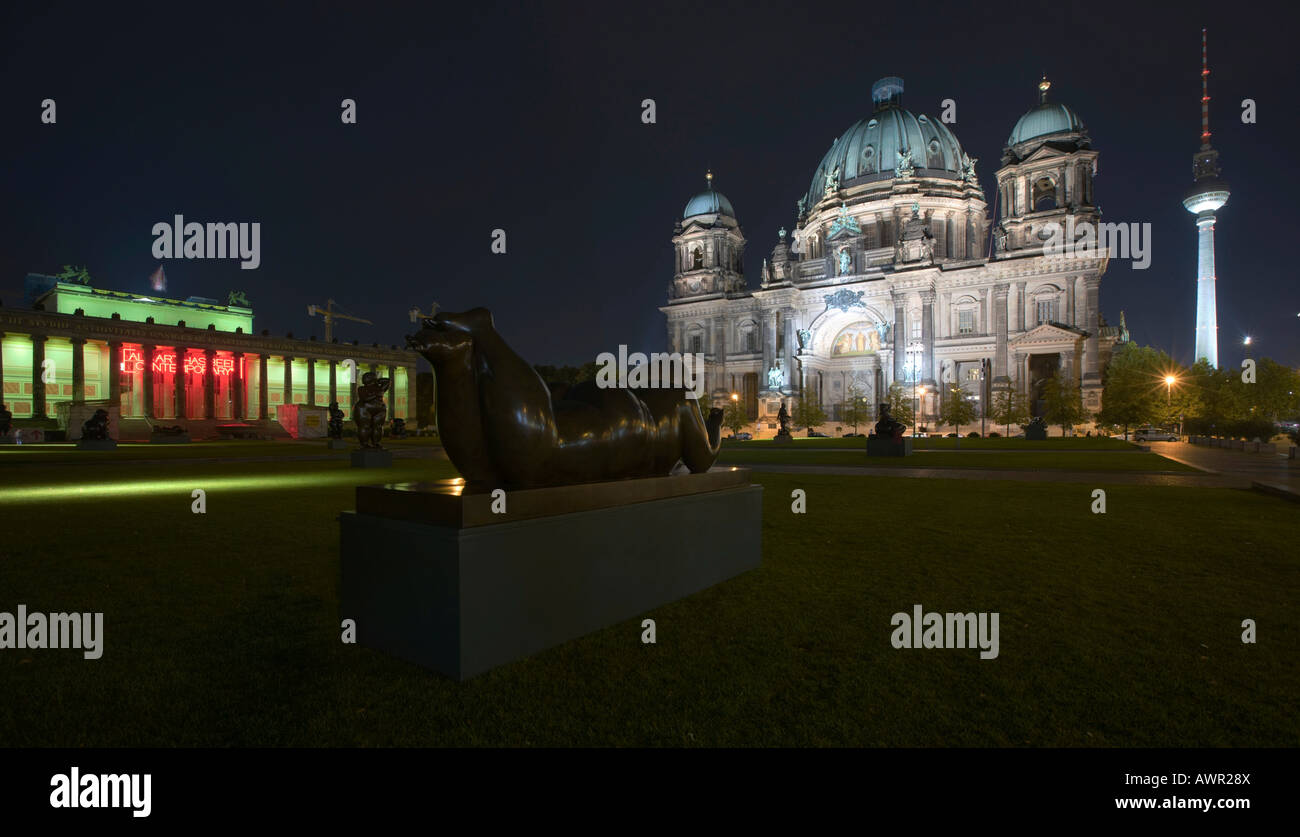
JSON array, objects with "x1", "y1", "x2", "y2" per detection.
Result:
[
  {"x1": 82, "y1": 409, "x2": 111, "y2": 440},
  {"x1": 327, "y1": 401, "x2": 345, "y2": 439},
  {"x1": 351, "y1": 372, "x2": 390, "y2": 449},
  {"x1": 390, "y1": 417, "x2": 407, "y2": 438},
  {"x1": 777, "y1": 402, "x2": 791, "y2": 435},
  {"x1": 874, "y1": 402, "x2": 906, "y2": 440},
  {"x1": 0, "y1": 403, "x2": 12, "y2": 436}
]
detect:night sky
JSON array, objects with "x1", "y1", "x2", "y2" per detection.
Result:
[{"x1": 2, "y1": 0, "x2": 1295, "y2": 368}]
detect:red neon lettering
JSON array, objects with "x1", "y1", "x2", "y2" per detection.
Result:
[
  {"x1": 213, "y1": 357, "x2": 235, "y2": 376},
  {"x1": 184, "y1": 354, "x2": 206, "y2": 375},
  {"x1": 152, "y1": 353, "x2": 176, "y2": 374}
]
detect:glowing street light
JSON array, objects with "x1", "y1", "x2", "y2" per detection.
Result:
[{"x1": 1243, "y1": 335, "x2": 1252, "y2": 346}]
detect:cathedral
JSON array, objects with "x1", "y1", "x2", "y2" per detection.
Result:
[{"x1": 661, "y1": 77, "x2": 1127, "y2": 433}]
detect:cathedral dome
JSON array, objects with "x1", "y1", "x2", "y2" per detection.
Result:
[
  {"x1": 1006, "y1": 79, "x2": 1087, "y2": 147},
  {"x1": 805, "y1": 78, "x2": 969, "y2": 208},
  {"x1": 683, "y1": 170, "x2": 735, "y2": 219}
]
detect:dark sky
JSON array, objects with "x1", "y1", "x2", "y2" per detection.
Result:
[{"x1": 2, "y1": 0, "x2": 1295, "y2": 368}]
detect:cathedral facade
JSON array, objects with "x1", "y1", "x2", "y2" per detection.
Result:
[{"x1": 661, "y1": 77, "x2": 1126, "y2": 434}]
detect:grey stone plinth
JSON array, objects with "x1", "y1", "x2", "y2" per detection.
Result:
[
  {"x1": 771, "y1": 432, "x2": 796, "y2": 446},
  {"x1": 340, "y1": 473, "x2": 763, "y2": 680},
  {"x1": 867, "y1": 435, "x2": 913, "y2": 456},
  {"x1": 76, "y1": 439, "x2": 118, "y2": 450},
  {"x1": 150, "y1": 435, "x2": 191, "y2": 444},
  {"x1": 327, "y1": 439, "x2": 349, "y2": 450},
  {"x1": 351, "y1": 449, "x2": 393, "y2": 468}
]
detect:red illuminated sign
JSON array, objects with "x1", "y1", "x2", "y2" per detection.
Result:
[
  {"x1": 152, "y1": 353, "x2": 176, "y2": 374},
  {"x1": 120, "y1": 347, "x2": 145, "y2": 372},
  {"x1": 213, "y1": 356, "x2": 235, "y2": 376},
  {"x1": 184, "y1": 354, "x2": 206, "y2": 375}
]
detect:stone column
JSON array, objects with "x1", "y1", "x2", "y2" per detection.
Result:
[
  {"x1": 714, "y1": 317, "x2": 727, "y2": 395},
  {"x1": 108, "y1": 342, "x2": 121, "y2": 407},
  {"x1": 203, "y1": 348, "x2": 216, "y2": 419},
  {"x1": 1066, "y1": 276, "x2": 1076, "y2": 326},
  {"x1": 328, "y1": 359, "x2": 337, "y2": 406},
  {"x1": 979, "y1": 287, "x2": 990, "y2": 336},
  {"x1": 0, "y1": 332, "x2": 5, "y2": 409},
  {"x1": 258, "y1": 354, "x2": 269, "y2": 420},
  {"x1": 306, "y1": 357, "x2": 316, "y2": 407},
  {"x1": 143, "y1": 344, "x2": 156, "y2": 419},
  {"x1": 31, "y1": 335, "x2": 47, "y2": 418},
  {"x1": 283, "y1": 356, "x2": 294, "y2": 408},
  {"x1": 891, "y1": 291, "x2": 905, "y2": 384},
  {"x1": 1083, "y1": 275, "x2": 1101, "y2": 386},
  {"x1": 782, "y1": 315, "x2": 795, "y2": 393},
  {"x1": 762, "y1": 311, "x2": 777, "y2": 388},
  {"x1": 232, "y1": 352, "x2": 245, "y2": 420},
  {"x1": 1016, "y1": 281, "x2": 1028, "y2": 331},
  {"x1": 1013, "y1": 351, "x2": 1027, "y2": 393},
  {"x1": 71, "y1": 338, "x2": 86, "y2": 404},
  {"x1": 175, "y1": 348, "x2": 187, "y2": 419},
  {"x1": 921, "y1": 290, "x2": 936, "y2": 384},
  {"x1": 993, "y1": 284, "x2": 1010, "y2": 383},
  {"x1": 385, "y1": 365, "x2": 395, "y2": 420}
]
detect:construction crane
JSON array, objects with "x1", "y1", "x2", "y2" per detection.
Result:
[
  {"x1": 308, "y1": 299, "x2": 372, "y2": 342},
  {"x1": 408, "y1": 302, "x2": 439, "y2": 324}
]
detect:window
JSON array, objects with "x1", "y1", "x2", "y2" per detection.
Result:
[
  {"x1": 957, "y1": 310, "x2": 975, "y2": 334},
  {"x1": 1033, "y1": 176, "x2": 1056, "y2": 211},
  {"x1": 966, "y1": 368, "x2": 981, "y2": 382},
  {"x1": 1036, "y1": 298, "x2": 1057, "y2": 325},
  {"x1": 690, "y1": 334, "x2": 703, "y2": 353},
  {"x1": 745, "y1": 329, "x2": 757, "y2": 353},
  {"x1": 692, "y1": 248, "x2": 703, "y2": 269},
  {"x1": 911, "y1": 314, "x2": 921, "y2": 340}
]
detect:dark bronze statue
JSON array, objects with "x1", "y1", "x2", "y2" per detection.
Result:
[
  {"x1": 776, "y1": 402, "x2": 792, "y2": 436},
  {"x1": 874, "y1": 402, "x2": 906, "y2": 440},
  {"x1": 327, "y1": 401, "x2": 345, "y2": 439},
  {"x1": 390, "y1": 417, "x2": 407, "y2": 438},
  {"x1": 352, "y1": 372, "x2": 390, "y2": 449},
  {"x1": 406, "y1": 308, "x2": 725, "y2": 490},
  {"x1": 82, "y1": 409, "x2": 111, "y2": 440},
  {"x1": 0, "y1": 403, "x2": 11, "y2": 436}
]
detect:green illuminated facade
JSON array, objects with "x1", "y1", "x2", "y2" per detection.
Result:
[{"x1": 1, "y1": 278, "x2": 416, "y2": 432}]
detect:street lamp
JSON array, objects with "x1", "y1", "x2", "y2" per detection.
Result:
[{"x1": 1243, "y1": 335, "x2": 1252, "y2": 346}]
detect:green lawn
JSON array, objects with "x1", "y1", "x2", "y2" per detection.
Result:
[
  {"x1": 725, "y1": 436, "x2": 1137, "y2": 450},
  {"x1": 0, "y1": 445, "x2": 1293, "y2": 746},
  {"x1": 718, "y1": 448, "x2": 1198, "y2": 472},
  {"x1": 0, "y1": 436, "x2": 443, "y2": 465}
]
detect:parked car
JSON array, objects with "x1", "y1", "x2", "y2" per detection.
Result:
[
  {"x1": 1136, "y1": 427, "x2": 1178, "y2": 442},
  {"x1": 842, "y1": 432, "x2": 864, "y2": 438},
  {"x1": 808, "y1": 430, "x2": 829, "y2": 437},
  {"x1": 729, "y1": 432, "x2": 752, "y2": 441}
]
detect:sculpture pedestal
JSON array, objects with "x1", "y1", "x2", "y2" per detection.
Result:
[
  {"x1": 351, "y1": 449, "x2": 393, "y2": 468},
  {"x1": 339, "y1": 468, "x2": 763, "y2": 680},
  {"x1": 77, "y1": 439, "x2": 118, "y2": 450},
  {"x1": 327, "y1": 439, "x2": 349, "y2": 450},
  {"x1": 866, "y1": 435, "x2": 913, "y2": 456},
  {"x1": 771, "y1": 432, "x2": 795, "y2": 446},
  {"x1": 150, "y1": 435, "x2": 191, "y2": 444}
]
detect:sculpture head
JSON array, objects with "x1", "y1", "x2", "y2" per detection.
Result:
[
  {"x1": 406, "y1": 315, "x2": 475, "y2": 365},
  {"x1": 361, "y1": 371, "x2": 377, "y2": 386}
]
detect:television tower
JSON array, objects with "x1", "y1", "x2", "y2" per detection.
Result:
[{"x1": 1182, "y1": 28, "x2": 1229, "y2": 367}]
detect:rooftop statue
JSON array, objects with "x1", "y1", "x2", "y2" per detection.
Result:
[{"x1": 407, "y1": 308, "x2": 724, "y2": 490}]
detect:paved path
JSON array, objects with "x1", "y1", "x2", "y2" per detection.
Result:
[{"x1": 1144, "y1": 440, "x2": 1299, "y2": 491}]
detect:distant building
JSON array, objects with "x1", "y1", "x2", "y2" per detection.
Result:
[
  {"x1": 661, "y1": 77, "x2": 1127, "y2": 432},
  {"x1": 0, "y1": 275, "x2": 415, "y2": 434}
]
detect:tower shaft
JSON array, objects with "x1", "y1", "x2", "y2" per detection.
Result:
[{"x1": 1193, "y1": 214, "x2": 1218, "y2": 368}]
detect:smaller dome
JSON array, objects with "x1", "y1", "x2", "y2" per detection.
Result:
[
  {"x1": 1009, "y1": 103, "x2": 1085, "y2": 145},
  {"x1": 683, "y1": 170, "x2": 735, "y2": 219}
]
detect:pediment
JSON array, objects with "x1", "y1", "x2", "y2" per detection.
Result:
[{"x1": 1011, "y1": 322, "x2": 1087, "y2": 345}]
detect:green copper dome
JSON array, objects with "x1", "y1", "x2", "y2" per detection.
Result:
[
  {"x1": 683, "y1": 171, "x2": 735, "y2": 219},
  {"x1": 804, "y1": 78, "x2": 970, "y2": 209},
  {"x1": 1008, "y1": 102, "x2": 1086, "y2": 145}
]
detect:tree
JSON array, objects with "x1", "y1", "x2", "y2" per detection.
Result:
[
  {"x1": 792, "y1": 397, "x2": 827, "y2": 433},
  {"x1": 990, "y1": 388, "x2": 1030, "y2": 437},
  {"x1": 1097, "y1": 343, "x2": 1161, "y2": 437},
  {"x1": 938, "y1": 384, "x2": 977, "y2": 446},
  {"x1": 1043, "y1": 377, "x2": 1087, "y2": 436},
  {"x1": 885, "y1": 381, "x2": 913, "y2": 430},
  {"x1": 840, "y1": 381, "x2": 869, "y2": 433},
  {"x1": 55, "y1": 265, "x2": 92, "y2": 285},
  {"x1": 721, "y1": 399, "x2": 749, "y2": 437}
]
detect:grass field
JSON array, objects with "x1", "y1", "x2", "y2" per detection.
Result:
[
  {"x1": 717, "y1": 448, "x2": 1198, "y2": 472},
  {"x1": 726, "y1": 436, "x2": 1138, "y2": 451},
  {"x1": 1, "y1": 443, "x2": 1294, "y2": 746}
]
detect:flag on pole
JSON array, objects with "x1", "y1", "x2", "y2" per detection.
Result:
[{"x1": 149, "y1": 264, "x2": 167, "y2": 292}]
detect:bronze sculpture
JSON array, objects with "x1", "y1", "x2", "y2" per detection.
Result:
[
  {"x1": 82, "y1": 409, "x2": 111, "y2": 440},
  {"x1": 0, "y1": 403, "x2": 11, "y2": 436},
  {"x1": 874, "y1": 402, "x2": 906, "y2": 440},
  {"x1": 327, "y1": 401, "x2": 345, "y2": 439},
  {"x1": 406, "y1": 308, "x2": 725, "y2": 490},
  {"x1": 352, "y1": 372, "x2": 390, "y2": 449}
]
